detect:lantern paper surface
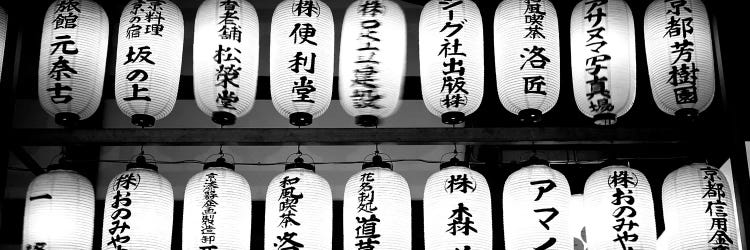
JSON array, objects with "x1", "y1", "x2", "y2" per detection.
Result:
[
  {"x1": 584, "y1": 166, "x2": 657, "y2": 250},
  {"x1": 503, "y1": 165, "x2": 572, "y2": 249},
  {"x1": 194, "y1": 0, "x2": 259, "y2": 123},
  {"x1": 38, "y1": 0, "x2": 108, "y2": 122},
  {"x1": 23, "y1": 169, "x2": 95, "y2": 249},
  {"x1": 645, "y1": 0, "x2": 714, "y2": 116},
  {"x1": 182, "y1": 167, "x2": 252, "y2": 249},
  {"x1": 424, "y1": 166, "x2": 492, "y2": 249},
  {"x1": 0, "y1": 6, "x2": 6, "y2": 81},
  {"x1": 269, "y1": 0, "x2": 334, "y2": 124},
  {"x1": 339, "y1": 0, "x2": 406, "y2": 122},
  {"x1": 571, "y1": 0, "x2": 637, "y2": 125},
  {"x1": 343, "y1": 167, "x2": 411, "y2": 249},
  {"x1": 570, "y1": 194, "x2": 589, "y2": 250},
  {"x1": 419, "y1": 0, "x2": 483, "y2": 120},
  {"x1": 102, "y1": 168, "x2": 174, "y2": 249},
  {"x1": 265, "y1": 168, "x2": 332, "y2": 249},
  {"x1": 662, "y1": 163, "x2": 738, "y2": 249},
  {"x1": 114, "y1": 0, "x2": 184, "y2": 124}
]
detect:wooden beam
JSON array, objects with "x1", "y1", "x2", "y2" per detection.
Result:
[{"x1": 9, "y1": 146, "x2": 45, "y2": 176}]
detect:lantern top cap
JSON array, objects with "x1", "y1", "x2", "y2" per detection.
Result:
[
  {"x1": 362, "y1": 155, "x2": 393, "y2": 170},
  {"x1": 47, "y1": 156, "x2": 74, "y2": 172},
  {"x1": 285, "y1": 157, "x2": 315, "y2": 172},
  {"x1": 521, "y1": 155, "x2": 549, "y2": 167},
  {"x1": 204, "y1": 157, "x2": 235, "y2": 170},
  {"x1": 440, "y1": 157, "x2": 468, "y2": 170},
  {"x1": 126, "y1": 155, "x2": 158, "y2": 171}
]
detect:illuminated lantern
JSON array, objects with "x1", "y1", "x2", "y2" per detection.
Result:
[
  {"x1": 662, "y1": 163, "x2": 738, "y2": 249},
  {"x1": 22, "y1": 162, "x2": 94, "y2": 249},
  {"x1": 0, "y1": 6, "x2": 6, "y2": 80},
  {"x1": 339, "y1": 0, "x2": 406, "y2": 127},
  {"x1": 102, "y1": 156, "x2": 174, "y2": 249},
  {"x1": 182, "y1": 157, "x2": 252, "y2": 249},
  {"x1": 495, "y1": 0, "x2": 560, "y2": 123},
  {"x1": 37, "y1": 0, "x2": 108, "y2": 127},
  {"x1": 645, "y1": 0, "x2": 714, "y2": 119},
  {"x1": 584, "y1": 165, "x2": 656, "y2": 249},
  {"x1": 419, "y1": 0, "x2": 483, "y2": 125},
  {"x1": 269, "y1": 0, "x2": 334, "y2": 126},
  {"x1": 114, "y1": 0, "x2": 184, "y2": 127},
  {"x1": 570, "y1": 194, "x2": 589, "y2": 250},
  {"x1": 570, "y1": 0, "x2": 637, "y2": 125},
  {"x1": 265, "y1": 158, "x2": 332, "y2": 249},
  {"x1": 503, "y1": 163, "x2": 572, "y2": 249},
  {"x1": 424, "y1": 158, "x2": 492, "y2": 249},
  {"x1": 194, "y1": 0, "x2": 259, "y2": 126},
  {"x1": 343, "y1": 155, "x2": 411, "y2": 249}
]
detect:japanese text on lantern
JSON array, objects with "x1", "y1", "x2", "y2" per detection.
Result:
[
  {"x1": 530, "y1": 179, "x2": 559, "y2": 249},
  {"x1": 350, "y1": 0, "x2": 384, "y2": 109},
  {"x1": 437, "y1": 0, "x2": 469, "y2": 109},
  {"x1": 444, "y1": 174, "x2": 476, "y2": 250},
  {"x1": 200, "y1": 173, "x2": 219, "y2": 249},
  {"x1": 702, "y1": 167, "x2": 734, "y2": 248},
  {"x1": 583, "y1": 0, "x2": 613, "y2": 114},
  {"x1": 276, "y1": 175, "x2": 305, "y2": 249},
  {"x1": 664, "y1": 0, "x2": 699, "y2": 104},
  {"x1": 47, "y1": 0, "x2": 81, "y2": 105},
  {"x1": 122, "y1": 0, "x2": 167, "y2": 103},
  {"x1": 288, "y1": 0, "x2": 319, "y2": 104},
  {"x1": 214, "y1": 0, "x2": 243, "y2": 110},
  {"x1": 608, "y1": 170, "x2": 639, "y2": 250},
  {"x1": 107, "y1": 173, "x2": 141, "y2": 249},
  {"x1": 355, "y1": 172, "x2": 381, "y2": 249},
  {"x1": 520, "y1": 0, "x2": 549, "y2": 97}
]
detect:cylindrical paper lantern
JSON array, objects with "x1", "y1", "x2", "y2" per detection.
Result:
[
  {"x1": 194, "y1": 0, "x2": 259, "y2": 126},
  {"x1": 571, "y1": 0, "x2": 637, "y2": 125},
  {"x1": 570, "y1": 194, "x2": 588, "y2": 250},
  {"x1": 584, "y1": 165, "x2": 656, "y2": 249},
  {"x1": 424, "y1": 160, "x2": 492, "y2": 250},
  {"x1": 23, "y1": 167, "x2": 95, "y2": 249},
  {"x1": 419, "y1": 0, "x2": 483, "y2": 125},
  {"x1": 265, "y1": 160, "x2": 332, "y2": 249},
  {"x1": 495, "y1": 0, "x2": 560, "y2": 123},
  {"x1": 343, "y1": 156, "x2": 411, "y2": 249},
  {"x1": 269, "y1": 0, "x2": 334, "y2": 126},
  {"x1": 662, "y1": 163, "x2": 738, "y2": 249},
  {"x1": 0, "y1": 6, "x2": 6, "y2": 81},
  {"x1": 102, "y1": 157, "x2": 174, "y2": 250},
  {"x1": 114, "y1": 0, "x2": 184, "y2": 127},
  {"x1": 503, "y1": 164, "x2": 572, "y2": 249},
  {"x1": 645, "y1": 0, "x2": 714, "y2": 119},
  {"x1": 38, "y1": 0, "x2": 108, "y2": 127},
  {"x1": 339, "y1": 0, "x2": 406, "y2": 127},
  {"x1": 182, "y1": 158, "x2": 252, "y2": 249}
]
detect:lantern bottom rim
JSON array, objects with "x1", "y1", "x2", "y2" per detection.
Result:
[
  {"x1": 442, "y1": 112, "x2": 466, "y2": 125},
  {"x1": 593, "y1": 113, "x2": 617, "y2": 126},
  {"x1": 212, "y1": 111, "x2": 237, "y2": 126},
  {"x1": 131, "y1": 114, "x2": 155, "y2": 128},
  {"x1": 355, "y1": 115, "x2": 379, "y2": 127},
  {"x1": 289, "y1": 112, "x2": 313, "y2": 127},
  {"x1": 55, "y1": 112, "x2": 80, "y2": 128},
  {"x1": 519, "y1": 109, "x2": 543, "y2": 124},
  {"x1": 675, "y1": 108, "x2": 699, "y2": 122}
]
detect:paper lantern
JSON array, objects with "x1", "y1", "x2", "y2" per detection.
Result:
[
  {"x1": 583, "y1": 165, "x2": 657, "y2": 249},
  {"x1": 114, "y1": 0, "x2": 184, "y2": 127},
  {"x1": 424, "y1": 160, "x2": 492, "y2": 249},
  {"x1": 503, "y1": 164, "x2": 572, "y2": 249},
  {"x1": 269, "y1": 0, "x2": 334, "y2": 126},
  {"x1": 182, "y1": 158, "x2": 252, "y2": 249},
  {"x1": 265, "y1": 159, "x2": 332, "y2": 249},
  {"x1": 23, "y1": 167, "x2": 95, "y2": 249},
  {"x1": 645, "y1": 0, "x2": 714, "y2": 119},
  {"x1": 193, "y1": 0, "x2": 259, "y2": 126},
  {"x1": 339, "y1": 0, "x2": 406, "y2": 127},
  {"x1": 570, "y1": 0, "x2": 637, "y2": 125},
  {"x1": 662, "y1": 163, "x2": 738, "y2": 249},
  {"x1": 102, "y1": 156, "x2": 174, "y2": 250},
  {"x1": 570, "y1": 194, "x2": 589, "y2": 250},
  {"x1": 0, "y1": 6, "x2": 6, "y2": 81},
  {"x1": 343, "y1": 156, "x2": 411, "y2": 249},
  {"x1": 419, "y1": 0, "x2": 483, "y2": 125},
  {"x1": 495, "y1": 0, "x2": 560, "y2": 123}
]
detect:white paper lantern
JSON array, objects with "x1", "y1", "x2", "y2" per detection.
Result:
[
  {"x1": 495, "y1": 0, "x2": 560, "y2": 123},
  {"x1": 571, "y1": 0, "x2": 637, "y2": 125},
  {"x1": 193, "y1": 0, "x2": 259, "y2": 126},
  {"x1": 570, "y1": 194, "x2": 589, "y2": 250},
  {"x1": 114, "y1": 0, "x2": 184, "y2": 127},
  {"x1": 102, "y1": 158, "x2": 174, "y2": 250},
  {"x1": 424, "y1": 161, "x2": 492, "y2": 250},
  {"x1": 662, "y1": 163, "x2": 738, "y2": 249},
  {"x1": 269, "y1": 0, "x2": 334, "y2": 126},
  {"x1": 503, "y1": 164, "x2": 572, "y2": 249},
  {"x1": 265, "y1": 162, "x2": 332, "y2": 249},
  {"x1": 419, "y1": 0, "x2": 483, "y2": 125},
  {"x1": 23, "y1": 168, "x2": 95, "y2": 249},
  {"x1": 645, "y1": 0, "x2": 714, "y2": 118},
  {"x1": 343, "y1": 159, "x2": 411, "y2": 249},
  {"x1": 182, "y1": 159, "x2": 252, "y2": 250},
  {"x1": 583, "y1": 165, "x2": 657, "y2": 250},
  {"x1": 0, "y1": 6, "x2": 6, "y2": 81},
  {"x1": 339, "y1": 0, "x2": 406, "y2": 127}
]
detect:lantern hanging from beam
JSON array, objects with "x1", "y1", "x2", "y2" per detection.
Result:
[
  {"x1": 419, "y1": 0, "x2": 483, "y2": 125},
  {"x1": 570, "y1": 0, "x2": 637, "y2": 125},
  {"x1": 662, "y1": 163, "x2": 738, "y2": 249},
  {"x1": 424, "y1": 158, "x2": 492, "y2": 250},
  {"x1": 194, "y1": 0, "x2": 259, "y2": 126},
  {"x1": 584, "y1": 165, "x2": 657, "y2": 249},
  {"x1": 0, "y1": 6, "x2": 6, "y2": 81},
  {"x1": 495, "y1": 0, "x2": 560, "y2": 123},
  {"x1": 114, "y1": 0, "x2": 184, "y2": 128},
  {"x1": 343, "y1": 155, "x2": 411, "y2": 249},
  {"x1": 269, "y1": 0, "x2": 334, "y2": 127},
  {"x1": 645, "y1": 0, "x2": 714, "y2": 120},
  {"x1": 339, "y1": 0, "x2": 406, "y2": 127},
  {"x1": 102, "y1": 156, "x2": 174, "y2": 250}
]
